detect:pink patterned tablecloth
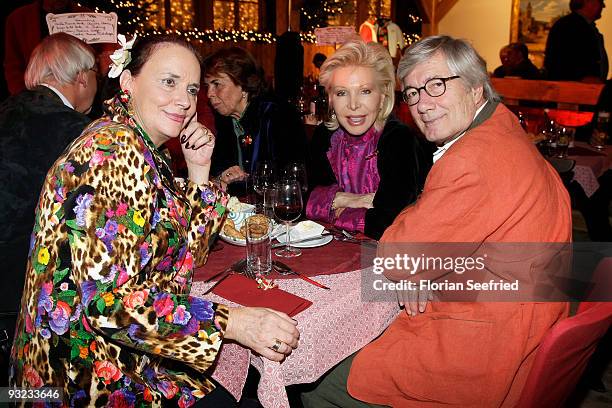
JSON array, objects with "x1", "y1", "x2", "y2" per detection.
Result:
[
  {"x1": 570, "y1": 143, "x2": 611, "y2": 197},
  {"x1": 191, "y1": 270, "x2": 399, "y2": 408}
]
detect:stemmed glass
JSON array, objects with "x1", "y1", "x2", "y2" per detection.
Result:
[
  {"x1": 273, "y1": 180, "x2": 303, "y2": 258},
  {"x1": 253, "y1": 161, "x2": 277, "y2": 212},
  {"x1": 538, "y1": 119, "x2": 558, "y2": 157},
  {"x1": 282, "y1": 161, "x2": 308, "y2": 195}
]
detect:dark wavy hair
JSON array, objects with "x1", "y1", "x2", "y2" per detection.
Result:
[
  {"x1": 101, "y1": 34, "x2": 202, "y2": 104},
  {"x1": 201, "y1": 47, "x2": 266, "y2": 99},
  {"x1": 126, "y1": 34, "x2": 202, "y2": 76}
]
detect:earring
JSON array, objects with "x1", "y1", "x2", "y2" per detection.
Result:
[
  {"x1": 330, "y1": 111, "x2": 336, "y2": 120},
  {"x1": 120, "y1": 89, "x2": 135, "y2": 116},
  {"x1": 119, "y1": 89, "x2": 130, "y2": 104},
  {"x1": 242, "y1": 92, "x2": 247, "y2": 99}
]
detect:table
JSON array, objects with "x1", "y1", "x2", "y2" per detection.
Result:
[
  {"x1": 569, "y1": 142, "x2": 611, "y2": 197},
  {"x1": 191, "y1": 240, "x2": 399, "y2": 408}
]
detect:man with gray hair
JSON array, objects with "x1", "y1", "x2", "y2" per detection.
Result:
[
  {"x1": 0, "y1": 32, "x2": 96, "y2": 375},
  {"x1": 303, "y1": 35, "x2": 571, "y2": 407}
]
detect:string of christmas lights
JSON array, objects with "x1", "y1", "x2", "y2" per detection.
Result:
[
  {"x1": 78, "y1": 0, "x2": 420, "y2": 45},
  {"x1": 135, "y1": 28, "x2": 276, "y2": 43}
]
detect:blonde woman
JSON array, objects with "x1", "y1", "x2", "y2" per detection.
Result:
[{"x1": 306, "y1": 38, "x2": 432, "y2": 240}]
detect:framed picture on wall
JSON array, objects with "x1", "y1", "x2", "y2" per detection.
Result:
[{"x1": 510, "y1": 0, "x2": 569, "y2": 68}]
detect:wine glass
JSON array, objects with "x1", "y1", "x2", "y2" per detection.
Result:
[
  {"x1": 253, "y1": 161, "x2": 277, "y2": 212},
  {"x1": 281, "y1": 161, "x2": 308, "y2": 195},
  {"x1": 274, "y1": 180, "x2": 303, "y2": 258}
]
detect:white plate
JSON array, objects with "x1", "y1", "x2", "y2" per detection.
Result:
[
  {"x1": 219, "y1": 221, "x2": 282, "y2": 247},
  {"x1": 219, "y1": 231, "x2": 247, "y2": 246},
  {"x1": 275, "y1": 234, "x2": 333, "y2": 248}
]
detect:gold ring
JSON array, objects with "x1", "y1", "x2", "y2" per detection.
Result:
[{"x1": 270, "y1": 338, "x2": 282, "y2": 352}]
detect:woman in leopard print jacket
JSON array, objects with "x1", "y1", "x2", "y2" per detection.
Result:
[{"x1": 9, "y1": 35, "x2": 299, "y2": 407}]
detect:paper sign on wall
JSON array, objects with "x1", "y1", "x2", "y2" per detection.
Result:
[
  {"x1": 46, "y1": 13, "x2": 118, "y2": 44},
  {"x1": 314, "y1": 27, "x2": 356, "y2": 46}
]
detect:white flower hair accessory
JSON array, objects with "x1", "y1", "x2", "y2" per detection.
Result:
[{"x1": 108, "y1": 34, "x2": 137, "y2": 79}]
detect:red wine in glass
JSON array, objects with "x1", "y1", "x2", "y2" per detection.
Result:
[
  {"x1": 274, "y1": 204, "x2": 301, "y2": 222},
  {"x1": 274, "y1": 180, "x2": 302, "y2": 257}
]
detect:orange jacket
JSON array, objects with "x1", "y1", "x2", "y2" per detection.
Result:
[{"x1": 347, "y1": 104, "x2": 571, "y2": 407}]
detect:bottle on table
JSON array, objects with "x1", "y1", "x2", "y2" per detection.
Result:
[
  {"x1": 591, "y1": 111, "x2": 610, "y2": 150},
  {"x1": 296, "y1": 86, "x2": 308, "y2": 117},
  {"x1": 311, "y1": 84, "x2": 329, "y2": 122}
]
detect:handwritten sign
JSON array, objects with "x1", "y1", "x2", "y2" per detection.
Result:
[
  {"x1": 46, "y1": 13, "x2": 118, "y2": 44},
  {"x1": 314, "y1": 26, "x2": 356, "y2": 46}
]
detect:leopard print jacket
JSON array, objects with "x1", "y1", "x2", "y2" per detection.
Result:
[{"x1": 9, "y1": 94, "x2": 230, "y2": 407}]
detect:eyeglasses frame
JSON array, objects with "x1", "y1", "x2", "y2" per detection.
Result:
[{"x1": 401, "y1": 75, "x2": 461, "y2": 106}]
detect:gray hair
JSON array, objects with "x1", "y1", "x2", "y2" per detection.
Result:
[
  {"x1": 25, "y1": 32, "x2": 96, "y2": 89},
  {"x1": 319, "y1": 37, "x2": 395, "y2": 131},
  {"x1": 397, "y1": 35, "x2": 500, "y2": 103}
]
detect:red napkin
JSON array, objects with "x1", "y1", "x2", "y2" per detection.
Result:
[{"x1": 212, "y1": 274, "x2": 312, "y2": 317}]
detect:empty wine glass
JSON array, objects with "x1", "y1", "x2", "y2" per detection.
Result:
[
  {"x1": 253, "y1": 161, "x2": 277, "y2": 212},
  {"x1": 281, "y1": 161, "x2": 308, "y2": 194},
  {"x1": 273, "y1": 180, "x2": 303, "y2": 258}
]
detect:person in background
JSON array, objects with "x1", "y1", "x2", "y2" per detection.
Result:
[
  {"x1": 311, "y1": 52, "x2": 327, "y2": 83},
  {"x1": 306, "y1": 38, "x2": 431, "y2": 240},
  {"x1": 358, "y1": 15, "x2": 378, "y2": 43},
  {"x1": 3, "y1": 0, "x2": 113, "y2": 95},
  {"x1": 302, "y1": 35, "x2": 570, "y2": 408},
  {"x1": 0, "y1": 33, "x2": 98, "y2": 378},
  {"x1": 313, "y1": 53, "x2": 327, "y2": 71},
  {"x1": 544, "y1": 0, "x2": 608, "y2": 82},
  {"x1": 9, "y1": 34, "x2": 299, "y2": 406},
  {"x1": 202, "y1": 47, "x2": 308, "y2": 193},
  {"x1": 493, "y1": 42, "x2": 541, "y2": 79}
]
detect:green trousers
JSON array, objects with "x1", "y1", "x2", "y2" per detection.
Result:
[{"x1": 301, "y1": 353, "x2": 389, "y2": 408}]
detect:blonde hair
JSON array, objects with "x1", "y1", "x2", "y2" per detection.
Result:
[
  {"x1": 319, "y1": 38, "x2": 395, "y2": 131},
  {"x1": 25, "y1": 32, "x2": 95, "y2": 89}
]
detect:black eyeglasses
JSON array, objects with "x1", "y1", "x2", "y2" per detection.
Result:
[{"x1": 402, "y1": 76, "x2": 460, "y2": 106}]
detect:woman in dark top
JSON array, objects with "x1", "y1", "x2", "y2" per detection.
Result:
[
  {"x1": 306, "y1": 39, "x2": 432, "y2": 240},
  {"x1": 202, "y1": 47, "x2": 307, "y2": 191}
]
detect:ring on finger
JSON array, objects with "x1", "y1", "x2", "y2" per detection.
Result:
[{"x1": 270, "y1": 338, "x2": 282, "y2": 352}]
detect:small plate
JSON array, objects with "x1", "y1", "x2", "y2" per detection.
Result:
[
  {"x1": 219, "y1": 232, "x2": 247, "y2": 246},
  {"x1": 220, "y1": 220, "x2": 282, "y2": 247},
  {"x1": 275, "y1": 234, "x2": 333, "y2": 248}
]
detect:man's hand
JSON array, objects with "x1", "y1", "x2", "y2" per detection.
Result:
[{"x1": 396, "y1": 287, "x2": 432, "y2": 317}]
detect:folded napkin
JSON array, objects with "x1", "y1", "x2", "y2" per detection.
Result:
[
  {"x1": 289, "y1": 220, "x2": 325, "y2": 240},
  {"x1": 212, "y1": 274, "x2": 312, "y2": 317}
]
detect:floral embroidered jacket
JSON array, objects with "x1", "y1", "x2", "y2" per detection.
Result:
[{"x1": 9, "y1": 95, "x2": 230, "y2": 407}]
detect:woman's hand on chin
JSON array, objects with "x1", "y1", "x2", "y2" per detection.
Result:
[
  {"x1": 181, "y1": 114, "x2": 215, "y2": 166},
  {"x1": 180, "y1": 114, "x2": 216, "y2": 184}
]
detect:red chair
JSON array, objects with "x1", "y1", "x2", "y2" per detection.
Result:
[{"x1": 516, "y1": 302, "x2": 612, "y2": 407}]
